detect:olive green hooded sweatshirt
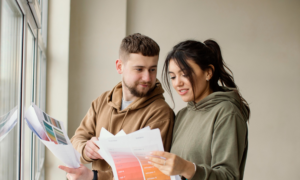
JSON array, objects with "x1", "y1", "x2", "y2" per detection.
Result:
[
  {"x1": 71, "y1": 80, "x2": 174, "y2": 180},
  {"x1": 171, "y1": 87, "x2": 249, "y2": 180}
]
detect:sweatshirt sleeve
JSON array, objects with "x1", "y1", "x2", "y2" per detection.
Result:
[
  {"x1": 191, "y1": 113, "x2": 248, "y2": 180},
  {"x1": 145, "y1": 107, "x2": 175, "y2": 152},
  {"x1": 71, "y1": 99, "x2": 99, "y2": 164}
]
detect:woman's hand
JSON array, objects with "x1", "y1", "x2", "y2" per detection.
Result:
[{"x1": 146, "y1": 151, "x2": 196, "y2": 179}]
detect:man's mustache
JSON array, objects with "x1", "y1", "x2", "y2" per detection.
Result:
[{"x1": 138, "y1": 82, "x2": 152, "y2": 86}]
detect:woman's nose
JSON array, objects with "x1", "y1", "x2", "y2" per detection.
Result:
[{"x1": 175, "y1": 77, "x2": 183, "y2": 87}]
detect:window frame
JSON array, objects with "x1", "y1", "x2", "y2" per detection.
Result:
[
  {"x1": 1, "y1": 0, "x2": 49, "y2": 180},
  {"x1": 0, "y1": 0, "x2": 23, "y2": 179}
]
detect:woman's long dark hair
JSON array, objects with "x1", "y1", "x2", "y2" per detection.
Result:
[{"x1": 162, "y1": 39, "x2": 250, "y2": 120}]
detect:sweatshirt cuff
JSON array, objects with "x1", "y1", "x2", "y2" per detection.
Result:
[
  {"x1": 191, "y1": 164, "x2": 206, "y2": 180},
  {"x1": 81, "y1": 144, "x2": 93, "y2": 163}
]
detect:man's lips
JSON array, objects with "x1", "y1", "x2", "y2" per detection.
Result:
[
  {"x1": 140, "y1": 84, "x2": 150, "y2": 88},
  {"x1": 178, "y1": 89, "x2": 188, "y2": 95}
]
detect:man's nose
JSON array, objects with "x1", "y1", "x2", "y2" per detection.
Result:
[{"x1": 142, "y1": 71, "x2": 151, "y2": 82}]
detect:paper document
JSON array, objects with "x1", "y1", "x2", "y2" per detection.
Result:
[
  {"x1": 24, "y1": 104, "x2": 80, "y2": 168},
  {"x1": 97, "y1": 127, "x2": 180, "y2": 180}
]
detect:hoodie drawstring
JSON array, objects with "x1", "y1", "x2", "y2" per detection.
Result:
[
  {"x1": 108, "y1": 107, "x2": 114, "y2": 132},
  {"x1": 119, "y1": 108, "x2": 130, "y2": 132},
  {"x1": 108, "y1": 107, "x2": 131, "y2": 133}
]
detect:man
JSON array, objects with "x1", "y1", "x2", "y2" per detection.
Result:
[{"x1": 59, "y1": 33, "x2": 174, "y2": 180}]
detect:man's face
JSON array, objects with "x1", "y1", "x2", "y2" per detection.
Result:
[{"x1": 118, "y1": 53, "x2": 159, "y2": 98}]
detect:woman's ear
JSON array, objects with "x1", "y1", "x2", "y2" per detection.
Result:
[{"x1": 206, "y1": 65, "x2": 214, "y2": 81}]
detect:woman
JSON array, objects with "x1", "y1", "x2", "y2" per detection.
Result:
[{"x1": 146, "y1": 40, "x2": 250, "y2": 180}]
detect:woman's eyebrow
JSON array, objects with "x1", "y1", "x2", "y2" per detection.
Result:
[{"x1": 168, "y1": 70, "x2": 182, "y2": 74}]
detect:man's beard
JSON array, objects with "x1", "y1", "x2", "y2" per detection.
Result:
[{"x1": 123, "y1": 79, "x2": 155, "y2": 97}]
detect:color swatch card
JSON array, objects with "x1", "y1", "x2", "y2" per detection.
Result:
[
  {"x1": 24, "y1": 104, "x2": 80, "y2": 168},
  {"x1": 97, "y1": 127, "x2": 180, "y2": 180}
]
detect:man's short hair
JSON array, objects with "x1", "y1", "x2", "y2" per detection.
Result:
[{"x1": 119, "y1": 33, "x2": 160, "y2": 60}]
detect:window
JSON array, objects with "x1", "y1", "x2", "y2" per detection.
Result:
[
  {"x1": 0, "y1": 0, "x2": 48, "y2": 179},
  {"x1": 24, "y1": 26, "x2": 35, "y2": 180},
  {"x1": 0, "y1": 0, "x2": 22, "y2": 179}
]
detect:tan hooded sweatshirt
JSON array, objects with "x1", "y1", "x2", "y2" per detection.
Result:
[{"x1": 71, "y1": 80, "x2": 174, "y2": 180}]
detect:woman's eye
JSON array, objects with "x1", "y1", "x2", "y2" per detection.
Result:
[
  {"x1": 182, "y1": 74, "x2": 187, "y2": 77},
  {"x1": 136, "y1": 69, "x2": 142, "y2": 71},
  {"x1": 170, "y1": 76, "x2": 175, "y2": 80},
  {"x1": 150, "y1": 69, "x2": 156, "y2": 72}
]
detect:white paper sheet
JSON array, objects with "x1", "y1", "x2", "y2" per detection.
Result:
[
  {"x1": 24, "y1": 104, "x2": 80, "y2": 168},
  {"x1": 96, "y1": 127, "x2": 175, "y2": 180},
  {"x1": 42, "y1": 140, "x2": 80, "y2": 168},
  {"x1": 24, "y1": 106, "x2": 48, "y2": 140}
]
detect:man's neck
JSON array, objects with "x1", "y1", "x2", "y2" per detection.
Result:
[{"x1": 122, "y1": 83, "x2": 138, "y2": 102}]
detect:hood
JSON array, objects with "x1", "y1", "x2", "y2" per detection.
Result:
[
  {"x1": 187, "y1": 87, "x2": 249, "y2": 119},
  {"x1": 106, "y1": 79, "x2": 165, "y2": 112}
]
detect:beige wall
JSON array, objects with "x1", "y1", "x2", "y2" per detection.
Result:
[
  {"x1": 47, "y1": 0, "x2": 300, "y2": 179},
  {"x1": 68, "y1": 0, "x2": 127, "y2": 138},
  {"x1": 126, "y1": 1, "x2": 300, "y2": 179},
  {"x1": 46, "y1": 0, "x2": 70, "y2": 179}
]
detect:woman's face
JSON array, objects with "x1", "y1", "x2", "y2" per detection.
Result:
[{"x1": 168, "y1": 59, "x2": 212, "y2": 103}]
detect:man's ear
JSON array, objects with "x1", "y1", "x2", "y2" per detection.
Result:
[
  {"x1": 116, "y1": 59, "x2": 123, "y2": 74},
  {"x1": 206, "y1": 65, "x2": 215, "y2": 80}
]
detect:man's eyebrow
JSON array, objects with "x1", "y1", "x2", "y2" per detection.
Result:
[{"x1": 132, "y1": 65, "x2": 157, "y2": 68}]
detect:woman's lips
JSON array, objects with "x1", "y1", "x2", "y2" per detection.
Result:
[{"x1": 178, "y1": 89, "x2": 188, "y2": 95}]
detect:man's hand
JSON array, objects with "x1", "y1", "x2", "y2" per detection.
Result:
[
  {"x1": 84, "y1": 137, "x2": 103, "y2": 160},
  {"x1": 58, "y1": 164, "x2": 94, "y2": 180}
]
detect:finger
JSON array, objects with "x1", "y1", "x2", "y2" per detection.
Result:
[
  {"x1": 146, "y1": 156, "x2": 166, "y2": 165},
  {"x1": 148, "y1": 160, "x2": 164, "y2": 170},
  {"x1": 90, "y1": 137, "x2": 100, "y2": 148},
  {"x1": 148, "y1": 161, "x2": 172, "y2": 176},
  {"x1": 85, "y1": 144, "x2": 100, "y2": 155},
  {"x1": 89, "y1": 148, "x2": 102, "y2": 159},
  {"x1": 86, "y1": 151, "x2": 100, "y2": 160},
  {"x1": 58, "y1": 165, "x2": 76, "y2": 174},
  {"x1": 87, "y1": 141, "x2": 100, "y2": 153},
  {"x1": 86, "y1": 140, "x2": 101, "y2": 159},
  {"x1": 150, "y1": 151, "x2": 171, "y2": 158},
  {"x1": 91, "y1": 137, "x2": 99, "y2": 143},
  {"x1": 85, "y1": 146, "x2": 102, "y2": 159},
  {"x1": 66, "y1": 173, "x2": 72, "y2": 180}
]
